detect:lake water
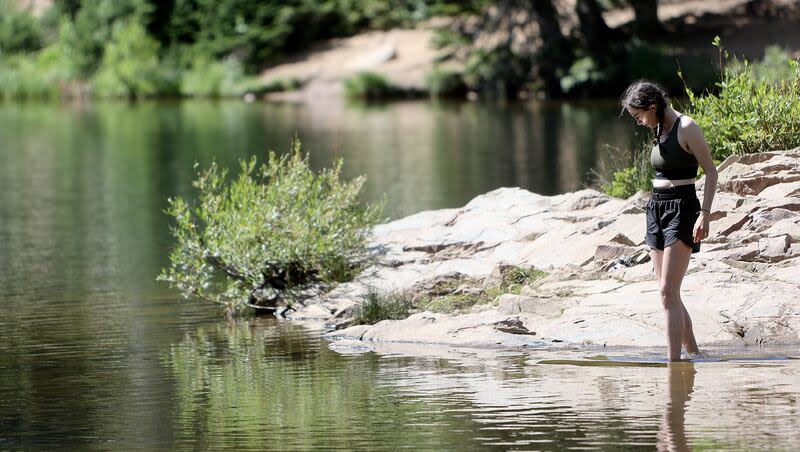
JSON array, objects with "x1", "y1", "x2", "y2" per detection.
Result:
[{"x1": 1, "y1": 100, "x2": 798, "y2": 450}]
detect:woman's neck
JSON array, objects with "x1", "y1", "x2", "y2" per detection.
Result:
[{"x1": 663, "y1": 107, "x2": 679, "y2": 130}]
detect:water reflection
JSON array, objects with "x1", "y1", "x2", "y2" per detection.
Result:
[
  {"x1": 0, "y1": 100, "x2": 637, "y2": 220},
  {"x1": 160, "y1": 323, "x2": 800, "y2": 451},
  {"x1": 163, "y1": 319, "x2": 497, "y2": 451},
  {"x1": 658, "y1": 362, "x2": 694, "y2": 452}
]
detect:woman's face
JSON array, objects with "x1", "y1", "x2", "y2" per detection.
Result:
[{"x1": 626, "y1": 105, "x2": 657, "y2": 129}]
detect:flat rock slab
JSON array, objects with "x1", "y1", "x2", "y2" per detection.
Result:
[{"x1": 300, "y1": 150, "x2": 800, "y2": 350}]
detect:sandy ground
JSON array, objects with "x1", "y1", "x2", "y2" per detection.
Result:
[{"x1": 259, "y1": 27, "x2": 447, "y2": 101}]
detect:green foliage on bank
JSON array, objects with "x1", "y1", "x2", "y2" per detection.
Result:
[
  {"x1": 425, "y1": 67, "x2": 466, "y2": 98},
  {"x1": 602, "y1": 144, "x2": 655, "y2": 199},
  {"x1": 684, "y1": 42, "x2": 800, "y2": 159},
  {"x1": 0, "y1": 1, "x2": 44, "y2": 53},
  {"x1": 92, "y1": 22, "x2": 178, "y2": 99},
  {"x1": 603, "y1": 40, "x2": 800, "y2": 199},
  {"x1": 1, "y1": 0, "x2": 486, "y2": 100},
  {"x1": 343, "y1": 72, "x2": 403, "y2": 100},
  {"x1": 463, "y1": 46, "x2": 533, "y2": 99},
  {"x1": 158, "y1": 139, "x2": 385, "y2": 313},
  {"x1": 0, "y1": 51, "x2": 70, "y2": 100}
]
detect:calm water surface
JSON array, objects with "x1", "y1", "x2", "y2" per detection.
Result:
[{"x1": 1, "y1": 100, "x2": 798, "y2": 450}]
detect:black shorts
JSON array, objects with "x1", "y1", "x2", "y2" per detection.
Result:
[{"x1": 645, "y1": 185, "x2": 701, "y2": 253}]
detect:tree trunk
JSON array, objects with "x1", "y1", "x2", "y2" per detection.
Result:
[
  {"x1": 630, "y1": 0, "x2": 662, "y2": 39},
  {"x1": 530, "y1": 0, "x2": 572, "y2": 97},
  {"x1": 575, "y1": 0, "x2": 613, "y2": 56}
]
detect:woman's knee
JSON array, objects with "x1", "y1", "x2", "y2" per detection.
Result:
[{"x1": 659, "y1": 285, "x2": 680, "y2": 307}]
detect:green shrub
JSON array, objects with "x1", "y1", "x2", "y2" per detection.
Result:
[
  {"x1": 560, "y1": 56, "x2": 606, "y2": 94},
  {"x1": 352, "y1": 288, "x2": 414, "y2": 325},
  {"x1": 180, "y1": 56, "x2": 244, "y2": 98},
  {"x1": 603, "y1": 38, "x2": 800, "y2": 198},
  {"x1": 462, "y1": 46, "x2": 532, "y2": 98},
  {"x1": 0, "y1": 44, "x2": 77, "y2": 100},
  {"x1": 419, "y1": 292, "x2": 487, "y2": 314},
  {"x1": 729, "y1": 45, "x2": 796, "y2": 85},
  {"x1": 425, "y1": 67, "x2": 466, "y2": 98},
  {"x1": 92, "y1": 21, "x2": 177, "y2": 99},
  {"x1": 0, "y1": 55, "x2": 53, "y2": 100},
  {"x1": 343, "y1": 71, "x2": 400, "y2": 100},
  {"x1": 158, "y1": 139, "x2": 385, "y2": 313},
  {"x1": 58, "y1": 0, "x2": 149, "y2": 77},
  {"x1": 0, "y1": 4, "x2": 44, "y2": 53},
  {"x1": 602, "y1": 143, "x2": 655, "y2": 199},
  {"x1": 683, "y1": 39, "x2": 800, "y2": 159}
]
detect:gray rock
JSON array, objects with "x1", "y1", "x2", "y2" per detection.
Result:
[{"x1": 316, "y1": 150, "x2": 800, "y2": 350}]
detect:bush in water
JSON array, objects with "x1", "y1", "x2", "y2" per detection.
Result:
[{"x1": 158, "y1": 139, "x2": 385, "y2": 313}]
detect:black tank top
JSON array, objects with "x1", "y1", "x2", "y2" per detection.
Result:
[{"x1": 650, "y1": 115, "x2": 698, "y2": 180}]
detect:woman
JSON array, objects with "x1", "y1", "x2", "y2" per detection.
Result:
[{"x1": 620, "y1": 80, "x2": 718, "y2": 361}]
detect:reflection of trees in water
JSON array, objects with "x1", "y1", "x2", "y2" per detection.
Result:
[
  {"x1": 163, "y1": 319, "x2": 494, "y2": 450},
  {"x1": 164, "y1": 322, "x2": 800, "y2": 450},
  {"x1": 166, "y1": 322, "x2": 677, "y2": 449},
  {"x1": 358, "y1": 346, "x2": 675, "y2": 449},
  {"x1": 168, "y1": 326, "x2": 667, "y2": 449}
]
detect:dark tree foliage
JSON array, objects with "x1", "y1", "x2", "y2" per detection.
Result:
[{"x1": 0, "y1": 8, "x2": 44, "y2": 53}]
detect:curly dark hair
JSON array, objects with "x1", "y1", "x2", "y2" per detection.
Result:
[{"x1": 620, "y1": 80, "x2": 669, "y2": 145}]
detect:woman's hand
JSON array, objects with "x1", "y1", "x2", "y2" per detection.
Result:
[{"x1": 693, "y1": 212, "x2": 710, "y2": 242}]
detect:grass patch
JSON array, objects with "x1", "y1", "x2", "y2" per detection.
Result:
[
  {"x1": 497, "y1": 266, "x2": 548, "y2": 293},
  {"x1": 343, "y1": 71, "x2": 402, "y2": 100},
  {"x1": 419, "y1": 292, "x2": 488, "y2": 314},
  {"x1": 418, "y1": 266, "x2": 548, "y2": 314},
  {"x1": 352, "y1": 287, "x2": 414, "y2": 325}
]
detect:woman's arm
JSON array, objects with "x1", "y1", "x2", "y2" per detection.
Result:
[{"x1": 682, "y1": 118, "x2": 718, "y2": 241}]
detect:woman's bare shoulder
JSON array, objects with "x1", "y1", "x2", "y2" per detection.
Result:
[
  {"x1": 677, "y1": 112, "x2": 697, "y2": 127},
  {"x1": 677, "y1": 114, "x2": 704, "y2": 136}
]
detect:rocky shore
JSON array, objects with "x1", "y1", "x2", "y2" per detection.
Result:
[{"x1": 290, "y1": 149, "x2": 800, "y2": 350}]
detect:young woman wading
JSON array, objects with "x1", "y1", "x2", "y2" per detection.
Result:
[{"x1": 620, "y1": 80, "x2": 718, "y2": 361}]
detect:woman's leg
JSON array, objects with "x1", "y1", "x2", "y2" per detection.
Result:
[
  {"x1": 651, "y1": 249, "x2": 698, "y2": 353},
  {"x1": 680, "y1": 301, "x2": 699, "y2": 354},
  {"x1": 660, "y1": 241, "x2": 693, "y2": 361}
]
